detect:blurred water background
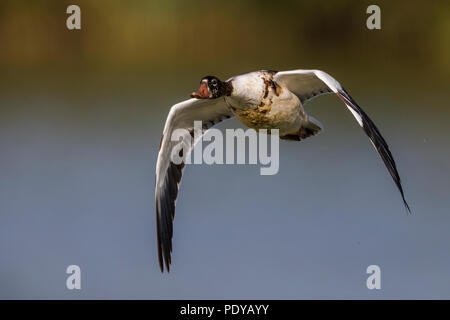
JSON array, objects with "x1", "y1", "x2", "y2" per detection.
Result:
[{"x1": 0, "y1": 0, "x2": 449, "y2": 298}]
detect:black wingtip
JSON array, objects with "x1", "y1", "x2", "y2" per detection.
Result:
[
  {"x1": 337, "y1": 88, "x2": 411, "y2": 215},
  {"x1": 156, "y1": 208, "x2": 166, "y2": 273},
  {"x1": 155, "y1": 160, "x2": 184, "y2": 274},
  {"x1": 393, "y1": 173, "x2": 411, "y2": 215},
  {"x1": 403, "y1": 199, "x2": 411, "y2": 215},
  {"x1": 156, "y1": 222, "x2": 172, "y2": 273}
]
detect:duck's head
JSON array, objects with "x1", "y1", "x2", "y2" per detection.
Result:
[{"x1": 191, "y1": 76, "x2": 231, "y2": 99}]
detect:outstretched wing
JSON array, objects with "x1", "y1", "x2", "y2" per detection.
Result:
[
  {"x1": 274, "y1": 69, "x2": 410, "y2": 212},
  {"x1": 155, "y1": 97, "x2": 233, "y2": 272}
]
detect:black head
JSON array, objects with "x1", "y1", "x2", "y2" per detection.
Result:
[{"x1": 190, "y1": 76, "x2": 231, "y2": 99}]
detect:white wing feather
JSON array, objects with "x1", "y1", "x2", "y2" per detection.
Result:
[
  {"x1": 155, "y1": 97, "x2": 232, "y2": 272},
  {"x1": 274, "y1": 69, "x2": 410, "y2": 211}
]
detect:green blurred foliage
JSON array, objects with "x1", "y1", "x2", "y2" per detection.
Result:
[{"x1": 0, "y1": 0, "x2": 449, "y2": 76}]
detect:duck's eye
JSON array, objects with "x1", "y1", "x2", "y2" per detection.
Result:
[{"x1": 211, "y1": 79, "x2": 218, "y2": 85}]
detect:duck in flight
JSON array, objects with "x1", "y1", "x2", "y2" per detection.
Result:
[{"x1": 155, "y1": 69, "x2": 410, "y2": 272}]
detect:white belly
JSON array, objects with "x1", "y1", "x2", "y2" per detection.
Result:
[{"x1": 225, "y1": 71, "x2": 306, "y2": 136}]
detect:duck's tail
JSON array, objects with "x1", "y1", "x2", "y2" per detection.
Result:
[
  {"x1": 280, "y1": 116, "x2": 323, "y2": 141},
  {"x1": 299, "y1": 116, "x2": 323, "y2": 139}
]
